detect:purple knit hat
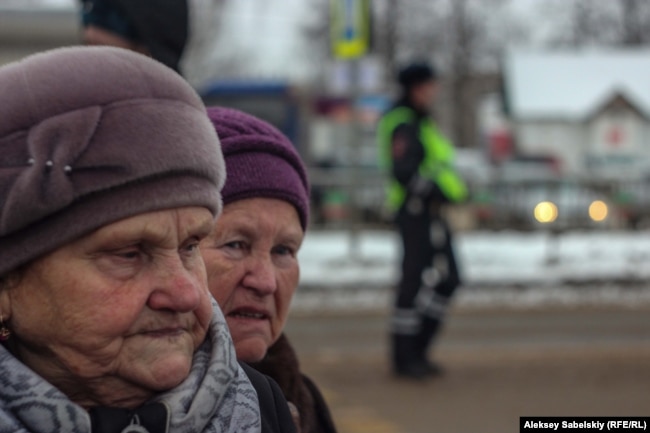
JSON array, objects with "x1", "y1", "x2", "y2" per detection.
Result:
[
  {"x1": 206, "y1": 107, "x2": 309, "y2": 230},
  {"x1": 0, "y1": 46, "x2": 225, "y2": 276}
]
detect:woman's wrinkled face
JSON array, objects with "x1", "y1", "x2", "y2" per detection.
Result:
[
  {"x1": 0, "y1": 207, "x2": 214, "y2": 408},
  {"x1": 201, "y1": 198, "x2": 303, "y2": 363}
]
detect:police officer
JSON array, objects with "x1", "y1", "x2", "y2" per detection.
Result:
[{"x1": 378, "y1": 61, "x2": 467, "y2": 379}]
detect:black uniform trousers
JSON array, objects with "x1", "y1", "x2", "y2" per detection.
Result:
[{"x1": 391, "y1": 202, "x2": 460, "y2": 370}]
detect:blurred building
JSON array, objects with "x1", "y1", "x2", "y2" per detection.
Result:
[{"x1": 503, "y1": 49, "x2": 650, "y2": 181}]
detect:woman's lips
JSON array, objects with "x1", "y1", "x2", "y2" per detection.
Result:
[
  {"x1": 228, "y1": 308, "x2": 269, "y2": 320},
  {"x1": 142, "y1": 327, "x2": 185, "y2": 337}
]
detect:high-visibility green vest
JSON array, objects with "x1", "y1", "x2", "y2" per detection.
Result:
[{"x1": 377, "y1": 106, "x2": 467, "y2": 211}]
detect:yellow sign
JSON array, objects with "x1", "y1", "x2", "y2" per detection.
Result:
[{"x1": 330, "y1": 0, "x2": 370, "y2": 59}]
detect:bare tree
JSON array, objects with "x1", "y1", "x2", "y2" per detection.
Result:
[
  {"x1": 381, "y1": 0, "x2": 399, "y2": 78},
  {"x1": 397, "y1": 0, "x2": 446, "y2": 62},
  {"x1": 619, "y1": 0, "x2": 650, "y2": 45},
  {"x1": 445, "y1": 0, "x2": 476, "y2": 148},
  {"x1": 438, "y1": 0, "x2": 514, "y2": 148},
  {"x1": 539, "y1": 0, "x2": 650, "y2": 48},
  {"x1": 368, "y1": 0, "x2": 446, "y2": 89},
  {"x1": 297, "y1": 0, "x2": 330, "y2": 88},
  {"x1": 367, "y1": 0, "x2": 399, "y2": 81},
  {"x1": 299, "y1": 0, "x2": 530, "y2": 149},
  {"x1": 543, "y1": 0, "x2": 619, "y2": 47},
  {"x1": 368, "y1": 0, "x2": 525, "y2": 147}
]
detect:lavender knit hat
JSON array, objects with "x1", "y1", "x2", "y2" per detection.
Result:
[
  {"x1": 0, "y1": 46, "x2": 225, "y2": 276},
  {"x1": 206, "y1": 107, "x2": 309, "y2": 230}
]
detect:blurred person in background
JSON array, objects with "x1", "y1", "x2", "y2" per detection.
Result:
[
  {"x1": 0, "y1": 46, "x2": 272, "y2": 432},
  {"x1": 377, "y1": 61, "x2": 468, "y2": 380},
  {"x1": 79, "y1": 0, "x2": 224, "y2": 91},
  {"x1": 201, "y1": 107, "x2": 338, "y2": 433}
]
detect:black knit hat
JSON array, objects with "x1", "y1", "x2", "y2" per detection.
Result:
[
  {"x1": 80, "y1": 0, "x2": 188, "y2": 73},
  {"x1": 397, "y1": 62, "x2": 437, "y2": 89}
]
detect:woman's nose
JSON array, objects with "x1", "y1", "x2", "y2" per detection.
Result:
[
  {"x1": 242, "y1": 254, "x2": 277, "y2": 295},
  {"x1": 147, "y1": 256, "x2": 204, "y2": 312}
]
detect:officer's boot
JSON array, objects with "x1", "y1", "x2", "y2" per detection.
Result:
[
  {"x1": 415, "y1": 317, "x2": 445, "y2": 376},
  {"x1": 391, "y1": 333, "x2": 431, "y2": 379}
]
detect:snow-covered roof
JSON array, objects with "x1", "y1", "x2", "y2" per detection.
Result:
[{"x1": 503, "y1": 49, "x2": 650, "y2": 120}]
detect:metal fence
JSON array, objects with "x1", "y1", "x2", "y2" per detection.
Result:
[{"x1": 308, "y1": 166, "x2": 650, "y2": 232}]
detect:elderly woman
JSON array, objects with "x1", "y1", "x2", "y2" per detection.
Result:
[
  {"x1": 0, "y1": 46, "x2": 292, "y2": 432},
  {"x1": 200, "y1": 107, "x2": 338, "y2": 433}
]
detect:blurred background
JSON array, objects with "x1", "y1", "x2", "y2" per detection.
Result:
[
  {"x1": 6, "y1": 0, "x2": 650, "y2": 232},
  {"x1": 2, "y1": 1, "x2": 650, "y2": 432}
]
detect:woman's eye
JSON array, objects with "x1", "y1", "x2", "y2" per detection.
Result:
[
  {"x1": 181, "y1": 239, "x2": 200, "y2": 254},
  {"x1": 115, "y1": 248, "x2": 141, "y2": 260},
  {"x1": 100, "y1": 246, "x2": 145, "y2": 270},
  {"x1": 273, "y1": 245, "x2": 295, "y2": 257},
  {"x1": 224, "y1": 240, "x2": 245, "y2": 250},
  {"x1": 219, "y1": 240, "x2": 248, "y2": 259}
]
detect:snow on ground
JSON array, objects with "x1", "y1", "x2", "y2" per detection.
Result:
[{"x1": 292, "y1": 229, "x2": 650, "y2": 312}]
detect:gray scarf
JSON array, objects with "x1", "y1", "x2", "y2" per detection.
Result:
[{"x1": 0, "y1": 301, "x2": 260, "y2": 433}]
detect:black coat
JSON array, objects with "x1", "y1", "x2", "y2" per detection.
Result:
[
  {"x1": 251, "y1": 334, "x2": 338, "y2": 433},
  {"x1": 240, "y1": 362, "x2": 298, "y2": 433}
]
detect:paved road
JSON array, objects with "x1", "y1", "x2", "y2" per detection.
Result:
[{"x1": 285, "y1": 304, "x2": 650, "y2": 433}]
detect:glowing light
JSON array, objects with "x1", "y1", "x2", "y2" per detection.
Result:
[
  {"x1": 534, "y1": 201, "x2": 558, "y2": 223},
  {"x1": 589, "y1": 200, "x2": 608, "y2": 222}
]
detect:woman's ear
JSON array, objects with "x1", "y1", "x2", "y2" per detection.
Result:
[
  {"x1": 0, "y1": 271, "x2": 23, "y2": 320},
  {"x1": 0, "y1": 283, "x2": 12, "y2": 321}
]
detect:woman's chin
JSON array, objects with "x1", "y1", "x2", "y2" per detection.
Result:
[
  {"x1": 153, "y1": 358, "x2": 193, "y2": 390},
  {"x1": 234, "y1": 339, "x2": 269, "y2": 364},
  {"x1": 125, "y1": 354, "x2": 193, "y2": 393}
]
